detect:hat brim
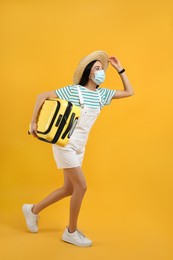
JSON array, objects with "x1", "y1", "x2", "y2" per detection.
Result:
[{"x1": 73, "y1": 50, "x2": 109, "y2": 85}]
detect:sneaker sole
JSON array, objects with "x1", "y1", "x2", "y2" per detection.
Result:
[{"x1": 62, "y1": 235, "x2": 92, "y2": 247}]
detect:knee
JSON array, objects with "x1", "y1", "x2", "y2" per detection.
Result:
[
  {"x1": 62, "y1": 183, "x2": 87, "y2": 197},
  {"x1": 62, "y1": 186, "x2": 73, "y2": 197},
  {"x1": 82, "y1": 185, "x2": 87, "y2": 194},
  {"x1": 76, "y1": 183, "x2": 87, "y2": 195}
]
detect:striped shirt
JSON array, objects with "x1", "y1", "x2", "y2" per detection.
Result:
[{"x1": 55, "y1": 85, "x2": 116, "y2": 109}]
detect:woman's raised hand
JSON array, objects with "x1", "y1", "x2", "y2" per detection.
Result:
[{"x1": 108, "y1": 56, "x2": 123, "y2": 72}]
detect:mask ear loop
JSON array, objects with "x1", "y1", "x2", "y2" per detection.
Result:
[{"x1": 77, "y1": 85, "x2": 84, "y2": 108}]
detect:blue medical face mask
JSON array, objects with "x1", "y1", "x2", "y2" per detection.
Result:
[{"x1": 91, "y1": 70, "x2": 105, "y2": 85}]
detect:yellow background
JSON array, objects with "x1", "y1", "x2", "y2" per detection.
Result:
[{"x1": 0, "y1": 0, "x2": 173, "y2": 259}]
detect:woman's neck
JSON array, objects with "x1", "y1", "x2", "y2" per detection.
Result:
[{"x1": 84, "y1": 79, "x2": 97, "y2": 91}]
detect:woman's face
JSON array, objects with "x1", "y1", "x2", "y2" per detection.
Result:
[{"x1": 89, "y1": 61, "x2": 103, "y2": 78}]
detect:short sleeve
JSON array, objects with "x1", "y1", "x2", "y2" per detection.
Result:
[
  {"x1": 55, "y1": 86, "x2": 72, "y2": 101},
  {"x1": 99, "y1": 88, "x2": 116, "y2": 106}
]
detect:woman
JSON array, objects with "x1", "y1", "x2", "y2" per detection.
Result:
[{"x1": 22, "y1": 50, "x2": 134, "y2": 247}]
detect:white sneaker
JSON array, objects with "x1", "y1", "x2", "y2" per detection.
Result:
[
  {"x1": 22, "y1": 204, "x2": 38, "y2": 233},
  {"x1": 62, "y1": 227, "x2": 92, "y2": 247}
]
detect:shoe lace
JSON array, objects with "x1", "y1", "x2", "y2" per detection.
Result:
[{"x1": 77, "y1": 229, "x2": 85, "y2": 238}]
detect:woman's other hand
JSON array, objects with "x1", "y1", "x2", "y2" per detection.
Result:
[
  {"x1": 29, "y1": 122, "x2": 38, "y2": 137},
  {"x1": 108, "y1": 56, "x2": 123, "y2": 72}
]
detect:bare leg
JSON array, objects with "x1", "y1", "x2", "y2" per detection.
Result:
[
  {"x1": 32, "y1": 173, "x2": 73, "y2": 215},
  {"x1": 63, "y1": 167, "x2": 87, "y2": 233}
]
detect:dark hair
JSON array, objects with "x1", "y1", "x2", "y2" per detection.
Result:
[{"x1": 79, "y1": 60, "x2": 98, "y2": 87}]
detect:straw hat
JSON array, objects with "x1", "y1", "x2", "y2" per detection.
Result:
[{"x1": 73, "y1": 50, "x2": 109, "y2": 84}]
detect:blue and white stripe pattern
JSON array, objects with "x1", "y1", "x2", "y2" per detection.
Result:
[{"x1": 55, "y1": 85, "x2": 116, "y2": 109}]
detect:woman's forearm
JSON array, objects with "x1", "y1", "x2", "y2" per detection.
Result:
[
  {"x1": 119, "y1": 71, "x2": 134, "y2": 96},
  {"x1": 30, "y1": 94, "x2": 46, "y2": 123},
  {"x1": 30, "y1": 90, "x2": 57, "y2": 124},
  {"x1": 108, "y1": 56, "x2": 134, "y2": 99}
]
